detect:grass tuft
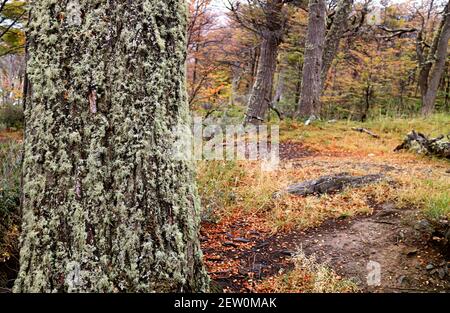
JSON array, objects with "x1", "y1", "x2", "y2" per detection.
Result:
[{"x1": 256, "y1": 249, "x2": 358, "y2": 293}]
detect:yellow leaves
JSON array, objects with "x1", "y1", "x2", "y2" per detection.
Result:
[{"x1": 0, "y1": 251, "x2": 11, "y2": 263}]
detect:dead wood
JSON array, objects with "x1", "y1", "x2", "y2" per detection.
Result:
[
  {"x1": 394, "y1": 130, "x2": 450, "y2": 159},
  {"x1": 275, "y1": 173, "x2": 385, "y2": 198},
  {"x1": 352, "y1": 127, "x2": 380, "y2": 138}
]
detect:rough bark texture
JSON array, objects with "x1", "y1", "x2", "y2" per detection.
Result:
[
  {"x1": 418, "y1": 0, "x2": 450, "y2": 115},
  {"x1": 245, "y1": 34, "x2": 278, "y2": 124},
  {"x1": 297, "y1": 0, "x2": 326, "y2": 118},
  {"x1": 245, "y1": 0, "x2": 284, "y2": 125},
  {"x1": 14, "y1": 0, "x2": 209, "y2": 293},
  {"x1": 321, "y1": 0, "x2": 353, "y2": 86},
  {"x1": 274, "y1": 173, "x2": 384, "y2": 198}
]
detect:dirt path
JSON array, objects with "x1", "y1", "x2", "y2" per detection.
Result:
[
  {"x1": 205, "y1": 204, "x2": 449, "y2": 293},
  {"x1": 263, "y1": 203, "x2": 449, "y2": 292},
  {"x1": 202, "y1": 143, "x2": 450, "y2": 293}
]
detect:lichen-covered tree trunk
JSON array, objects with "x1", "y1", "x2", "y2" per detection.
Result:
[
  {"x1": 14, "y1": 0, "x2": 209, "y2": 293},
  {"x1": 297, "y1": 0, "x2": 326, "y2": 118},
  {"x1": 419, "y1": 0, "x2": 450, "y2": 116},
  {"x1": 245, "y1": 32, "x2": 279, "y2": 124}
]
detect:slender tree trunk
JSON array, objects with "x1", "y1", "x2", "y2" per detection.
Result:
[
  {"x1": 273, "y1": 66, "x2": 286, "y2": 105},
  {"x1": 297, "y1": 0, "x2": 326, "y2": 118},
  {"x1": 230, "y1": 64, "x2": 241, "y2": 105},
  {"x1": 191, "y1": 44, "x2": 200, "y2": 89},
  {"x1": 361, "y1": 83, "x2": 372, "y2": 122},
  {"x1": 294, "y1": 82, "x2": 301, "y2": 105},
  {"x1": 14, "y1": 0, "x2": 209, "y2": 293},
  {"x1": 444, "y1": 67, "x2": 450, "y2": 110},
  {"x1": 399, "y1": 81, "x2": 405, "y2": 113},
  {"x1": 420, "y1": 0, "x2": 450, "y2": 115},
  {"x1": 294, "y1": 62, "x2": 303, "y2": 105},
  {"x1": 417, "y1": 31, "x2": 430, "y2": 100},
  {"x1": 247, "y1": 46, "x2": 260, "y2": 92},
  {"x1": 321, "y1": 0, "x2": 353, "y2": 86},
  {"x1": 245, "y1": 31, "x2": 280, "y2": 124}
]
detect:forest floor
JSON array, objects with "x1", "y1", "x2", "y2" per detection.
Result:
[
  {"x1": 1, "y1": 115, "x2": 449, "y2": 293},
  {"x1": 199, "y1": 115, "x2": 450, "y2": 293}
]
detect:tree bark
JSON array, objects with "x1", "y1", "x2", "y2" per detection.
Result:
[
  {"x1": 321, "y1": 0, "x2": 353, "y2": 86},
  {"x1": 245, "y1": 33, "x2": 280, "y2": 125},
  {"x1": 444, "y1": 67, "x2": 450, "y2": 110},
  {"x1": 14, "y1": 0, "x2": 209, "y2": 293},
  {"x1": 274, "y1": 173, "x2": 384, "y2": 198},
  {"x1": 297, "y1": 0, "x2": 327, "y2": 118},
  {"x1": 247, "y1": 46, "x2": 260, "y2": 93},
  {"x1": 419, "y1": 0, "x2": 450, "y2": 115},
  {"x1": 273, "y1": 65, "x2": 286, "y2": 106},
  {"x1": 230, "y1": 64, "x2": 242, "y2": 105},
  {"x1": 244, "y1": 0, "x2": 284, "y2": 125}
]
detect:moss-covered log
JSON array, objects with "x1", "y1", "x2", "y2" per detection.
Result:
[{"x1": 14, "y1": 0, "x2": 209, "y2": 292}]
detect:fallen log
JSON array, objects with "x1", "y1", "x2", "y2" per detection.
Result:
[
  {"x1": 274, "y1": 173, "x2": 384, "y2": 198},
  {"x1": 394, "y1": 131, "x2": 450, "y2": 159},
  {"x1": 352, "y1": 127, "x2": 380, "y2": 138}
]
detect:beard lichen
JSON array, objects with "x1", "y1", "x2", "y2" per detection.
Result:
[{"x1": 14, "y1": 0, "x2": 209, "y2": 293}]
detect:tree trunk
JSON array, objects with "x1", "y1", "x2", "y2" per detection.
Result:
[
  {"x1": 420, "y1": 0, "x2": 450, "y2": 115},
  {"x1": 247, "y1": 46, "x2": 260, "y2": 93},
  {"x1": 444, "y1": 67, "x2": 450, "y2": 110},
  {"x1": 297, "y1": 0, "x2": 327, "y2": 118},
  {"x1": 321, "y1": 0, "x2": 353, "y2": 86},
  {"x1": 245, "y1": 31, "x2": 280, "y2": 124},
  {"x1": 294, "y1": 62, "x2": 303, "y2": 105},
  {"x1": 361, "y1": 81, "x2": 372, "y2": 122},
  {"x1": 14, "y1": 0, "x2": 209, "y2": 293},
  {"x1": 244, "y1": 0, "x2": 284, "y2": 125},
  {"x1": 230, "y1": 64, "x2": 242, "y2": 105},
  {"x1": 275, "y1": 173, "x2": 384, "y2": 198},
  {"x1": 273, "y1": 66, "x2": 286, "y2": 105}
]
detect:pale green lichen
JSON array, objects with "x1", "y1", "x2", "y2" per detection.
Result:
[{"x1": 14, "y1": 0, "x2": 209, "y2": 293}]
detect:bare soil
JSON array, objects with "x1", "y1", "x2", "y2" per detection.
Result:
[{"x1": 207, "y1": 202, "x2": 450, "y2": 293}]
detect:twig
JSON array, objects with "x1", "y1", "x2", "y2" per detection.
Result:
[{"x1": 352, "y1": 127, "x2": 380, "y2": 139}]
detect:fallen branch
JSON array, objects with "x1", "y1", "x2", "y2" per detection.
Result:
[
  {"x1": 394, "y1": 131, "x2": 450, "y2": 159},
  {"x1": 274, "y1": 173, "x2": 384, "y2": 198},
  {"x1": 352, "y1": 127, "x2": 380, "y2": 138}
]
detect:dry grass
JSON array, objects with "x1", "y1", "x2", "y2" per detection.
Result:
[
  {"x1": 0, "y1": 130, "x2": 23, "y2": 143},
  {"x1": 279, "y1": 113, "x2": 450, "y2": 157},
  {"x1": 256, "y1": 249, "x2": 358, "y2": 293},
  {"x1": 197, "y1": 159, "x2": 386, "y2": 231},
  {"x1": 197, "y1": 114, "x2": 450, "y2": 231},
  {"x1": 381, "y1": 173, "x2": 450, "y2": 220}
]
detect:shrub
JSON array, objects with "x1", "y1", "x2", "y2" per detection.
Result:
[
  {"x1": 0, "y1": 140, "x2": 21, "y2": 290},
  {"x1": 0, "y1": 104, "x2": 24, "y2": 129}
]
